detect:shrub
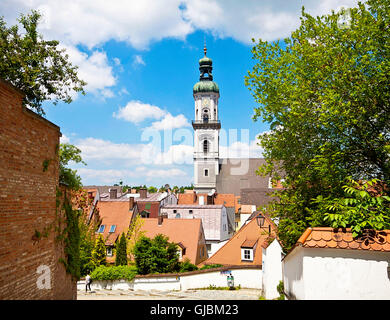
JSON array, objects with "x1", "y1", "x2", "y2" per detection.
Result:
[
  {"x1": 199, "y1": 264, "x2": 223, "y2": 270},
  {"x1": 90, "y1": 265, "x2": 137, "y2": 281},
  {"x1": 179, "y1": 258, "x2": 198, "y2": 272},
  {"x1": 276, "y1": 281, "x2": 285, "y2": 300},
  {"x1": 115, "y1": 233, "x2": 128, "y2": 266}
]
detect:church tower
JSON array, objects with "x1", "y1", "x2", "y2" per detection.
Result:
[{"x1": 192, "y1": 45, "x2": 221, "y2": 194}]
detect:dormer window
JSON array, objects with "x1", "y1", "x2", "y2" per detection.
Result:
[
  {"x1": 241, "y1": 239, "x2": 258, "y2": 262},
  {"x1": 98, "y1": 225, "x2": 105, "y2": 233},
  {"x1": 242, "y1": 249, "x2": 253, "y2": 261}
]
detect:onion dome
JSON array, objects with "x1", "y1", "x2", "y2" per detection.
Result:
[{"x1": 193, "y1": 45, "x2": 219, "y2": 94}]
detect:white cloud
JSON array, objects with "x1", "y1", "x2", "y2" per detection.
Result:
[
  {"x1": 0, "y1": 0, "x2": 193, "y2": 50},
  {"x1": 113, "y1": 100, "x2": 166, "y2": 124},
  {"x1": 77, "y1": 167, "x2": 188, "y2": 185},
  {"x1": 60, "y1": 44, "x2": 116, "y2": 97},
  {"x1": 113, "y1": 100, "x2": 190, "y2": 131},
  {"x1": 133, "y1": 55, "x2": 146, "y2": 67},
  {"x1": 60, "y1": 134, "x2": 70, "y2": 144},
  {"x1": 220, "y1": 133, "x2": 264, "y2": 159},
  {"x1": 148, "y1": 114, "x2": 190, "y2": 131},
  {"x1": 182, "y1": 0, "x2": 362, "y2": 44},
  {"x1": 0, "y1": 0, "x2": 362, "y2": 50}
]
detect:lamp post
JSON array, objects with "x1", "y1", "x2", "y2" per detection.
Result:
[{"x1": 256, "y1": 213, "x2": 270, "y2": 233}]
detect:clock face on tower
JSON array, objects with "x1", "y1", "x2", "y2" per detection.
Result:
[{"x1": 202, "y1": 98, "x2": 210, "y2": 108}]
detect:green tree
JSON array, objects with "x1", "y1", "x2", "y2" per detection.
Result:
[
  {"x1": 126, "y1": 214, "x2": 145, "y2": 261},
  {"x1": 77, "y1": 196, "x2": 98, "y2": 275},
  {"x1": 245, "y1": 0, "x2": 390, "y2": 251},
  {"x1": 0, "y1": 10, "x2": 86, "y2": 116},
  {"x1": 91, "y1": 234, "x2": 107, "y2": 268},
  {"x1": 133, "y1": 234, "x2": 180, "y2": 275},
  {"x1": 59, "y1": 143, "x2": 86, "y2": 190},
  {"x1": 115, "y1": 233, "x2": 128, "y2": 266}
]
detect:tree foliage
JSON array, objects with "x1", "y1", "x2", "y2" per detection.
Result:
[
  {"x1": 133, "y1": 234, "x2": 180, "y2": 275},
  {"x1": 126, "y1": 214, "x2": 145, "y2": 261},
  {"x1": 245, "y1": 0, "x2": 390, "y2": 251},
  {"x1": 115, "y1": 233, "x2": 128, "y2": 266},
  {"x1": 91, "y1": 234, "x2": 107, "y2": 268},
  {"x1": 59, "y1": 143, "x2": 86, "y2": 190},
  {"x1": 0, "y1": 10, "x2": 86, "y2": 115}
]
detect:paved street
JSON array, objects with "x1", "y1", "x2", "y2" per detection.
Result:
[{"x1": 77, "y1": 288, "x2": 263, "y2": 300}]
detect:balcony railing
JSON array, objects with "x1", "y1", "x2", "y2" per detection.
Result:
[{"x1": 192, "y1": 120, "x2": 221, "y2": 129}]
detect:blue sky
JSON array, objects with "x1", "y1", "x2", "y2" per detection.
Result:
[{"x1": 1, "y1": 0, "x2": 360, "y2": 187}]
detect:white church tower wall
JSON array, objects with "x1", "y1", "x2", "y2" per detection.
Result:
[{"x1": 192, "y1": 46, "x2": 221, "y2": 194}]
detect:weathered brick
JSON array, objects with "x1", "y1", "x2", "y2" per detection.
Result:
[{"x1": 0, "y1": 79, "x2": 75, "y2": 300}]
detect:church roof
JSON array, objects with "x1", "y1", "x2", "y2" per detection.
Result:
[{"x1": 193, "y1": 80, "x2": 219, "y2": 94}]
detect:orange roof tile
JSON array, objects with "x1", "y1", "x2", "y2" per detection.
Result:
[
  {"x1": 178, "y1": 192, "x2": 197, "y2": 205},
  {"x1": 96, "y1": 201, "x2": 135, "y2": 246},
  {"x1": 241, "y1": 239, "x2": 258, "y2": 248},
  {"x1": 214, "y1": 194, "x2": 236, "y2": 208},
  {"x1": 140, "y1": 218, "x2": 208, "y2": 265},
  {"x1": 295, "y1": 227, "x2": 390, "y2": 252},
  {"x1": 201, "y1": 212, "x2": 277, "y2": 267}
]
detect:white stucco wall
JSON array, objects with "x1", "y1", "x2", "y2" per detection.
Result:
[
  {"x1": 133, "y1": 276, "x2": 181, "y2": 291},
  {"x1": 77, "y1": 267, "x2": 262, "y2": 292},
  {"x1": 262, "y1": 240, "x2": 283, "y2": 300},
  {"x1": 282, "y1": 246, "x2": 306, "y2": 300},
  {"x1": 283, "y1": 247, "x2": 390, "y2": 300},
  {"x1": 180, "y1": 268, "x2": 262, "y2": 291}
]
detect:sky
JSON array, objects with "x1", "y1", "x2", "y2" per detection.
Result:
[{"x1": 1, "y1": 0, "x2": 361, "y2": 188}]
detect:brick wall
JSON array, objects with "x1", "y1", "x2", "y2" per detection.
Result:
[{"x1": 0, "y1": 79, "x2": 76, "y2": 299}]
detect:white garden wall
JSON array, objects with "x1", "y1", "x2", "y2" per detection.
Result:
[
  {"x1": 262, "y1": 240, "x2": 283, "y2": 300},
  {"x1": 77, "y1": 266, "x2": 262, "y2": 292},
  {"x1": 283, "y1": 247, "x2": 390, "y2": 300}
]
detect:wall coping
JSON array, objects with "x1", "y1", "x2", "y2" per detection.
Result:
[{"x1": 135, "y1": 265, "x2": 262, "y2": 279}]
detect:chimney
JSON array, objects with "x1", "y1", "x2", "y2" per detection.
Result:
[
  {"x1": 109, "y1": 188, "x2": 117, "y2": 199},
  {"x1": 158, "y1": 215, "x2": 164, "y2": 225},
  {"x1": 129, "y1": 196, "x2": 134, "y2": 210},
  {"x1": 139, "y1": 188, "x2": 147, "y2": 199}
]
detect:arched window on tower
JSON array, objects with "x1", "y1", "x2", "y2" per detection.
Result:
[
  {"x1": 203, "y1": 109, "x2": 209, "y2": 123},
  {"x1": 203, "y1": 140, "x2": 209, "y2": 154}
]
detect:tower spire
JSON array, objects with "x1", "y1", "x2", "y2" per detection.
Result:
[{"x1": 204, "y1": 36, "x2": 207, "y2": 56}]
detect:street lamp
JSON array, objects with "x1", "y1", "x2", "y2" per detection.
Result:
[
  {"x1": 256, "y1": 214, "x2": 265, "y2": 227},
  {"x1": 256, "y1": 213, "x2": 270, "y2": 233}
]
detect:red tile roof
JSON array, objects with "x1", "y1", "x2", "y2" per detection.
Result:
[
  {"x1": 140, "y1": 218, "x2": 208, "y2": 265},
  {"x1": 295, "y1": 227, "x2": 390, "y2": 252},
  {"x1": 96, "y1": 201, "x2": 135, "y2": 246},
  {"x1": 178, "y1": 192, "x2": 241, "y2": 212},
  {"x1": 201, "y1": 212, "x2": 277, "y2": 267},
  {"x1": 136, "y1": 201, "x2": 160, "y2": 218}
]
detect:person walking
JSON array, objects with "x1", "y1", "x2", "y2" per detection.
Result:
[{"x1": 85, "y1": 274, "x2": 92, "y2": 292}]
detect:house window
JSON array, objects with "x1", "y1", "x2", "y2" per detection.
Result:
[
  {"x1": 204, "y1": 169, "x2": 209, "y2": 177},
  {"x1": 189, "y1": 210, "x2": 193, "y2": 214},
  {"x1": 175, "y1": 213, "x2": 181, "y2": 219},
  {"x1": 145, "y1": 203, "x2": 151, "y2": 210},
  {"x1": 173, "y1": 210, "x2": 177, "y2": 214},
  {"x1": 140, "y1": 211, "x2": 149, "y2": 218},
  {"x1": 241, "y1": 248, "x2": 254, "y2": 261},
  {"x1": 98, "y1": 225, "x2": 105, "y2": 233},
  {"x1": 106, "y1": 247, "x2": 113, "y2": 257},
  {"x1": 109, "y1": 225, "x2": 116, "y2": 233}
]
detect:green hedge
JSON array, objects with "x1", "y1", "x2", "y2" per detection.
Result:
[{"x1": 90, "y1": 265, "x2": 137, "y2": 281}]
